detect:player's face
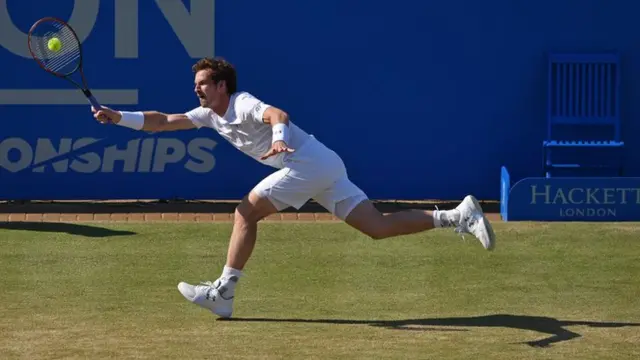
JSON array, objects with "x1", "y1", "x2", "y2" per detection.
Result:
[{"x1": 194, "y1": 69, "x2": 226, "y2": 108}]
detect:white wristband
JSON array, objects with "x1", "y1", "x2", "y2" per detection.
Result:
[
  {"x1": 272, "y1": 123, "x2": 290, "y2": 144},
  {"x1": 118, "y1": 111, "x2": 144, "y2": 130}
]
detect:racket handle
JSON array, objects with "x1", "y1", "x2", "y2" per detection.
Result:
[
  {"x1": 84, "y1": 89, "x2": 111, "y2": 124},
  {"x1": 84, "y1": 89, "x2": 102, "y2": 110}
]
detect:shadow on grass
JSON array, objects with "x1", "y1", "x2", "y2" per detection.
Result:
[
  {"x1": 0, "y1": 222, "x2": 136, "y2": 238},
  {"x1": 225, "y1": 313, "x2": 640, "y2": 347}
]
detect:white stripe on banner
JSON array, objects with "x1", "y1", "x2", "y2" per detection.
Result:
[{"x1": 0, "y1": 89, "x2": 138, "y2": 105}]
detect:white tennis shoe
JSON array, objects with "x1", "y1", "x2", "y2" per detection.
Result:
[
  {"x1": 177, "y1": 277, "x2": 236, "y2": 318},
  {"x1": 453, "y1": 195, "x2": 496, "y2": 251}
]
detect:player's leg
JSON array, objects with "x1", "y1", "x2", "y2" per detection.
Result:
[
  {"x1": 314, "y1": 177, "x2": 495, "y2": 250},
  {"x1": 177, "y1": 167, "x2": 322, "y2": 318},
  {"x1": 177, "y1": 169, "x2": 291, "y2": 318},
  {"x1": 345, "y1": 199, "x2": 439, "y2": 237},
  {"x1": 226, "y1": 190, "x2": 281, "y2": 270}
]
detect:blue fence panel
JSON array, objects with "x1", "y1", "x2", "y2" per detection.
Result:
[
  {"x1": 0, "y1": 0, "x2": 269, "y2": 200},
  {"x1": 1, "y1": 0, "x2": 639, "y2": 201}
]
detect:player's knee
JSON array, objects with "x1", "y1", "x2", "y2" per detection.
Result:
[
  {"x1": 343, "y1": 198, "x2": 393, "y2": 239},
  {"x1": 358, "y1": 221, "x2": 394, "y2": 240},
  {"x1": 234, "y1": 203, "x2": 262, "y2": 225},
  {"x1": 233, "y1": 206, "x2": 252, "y2": 226},
  {"x1": 234, "y1": 193, "x2": 279, "y2": 224},
  {"x1": 362, "y1": 229, "x2": 390, "y2": 240},
  {"x1": 364, "y1": 230, "x2": 386, "y2": 240},
  {"x1": 368, "y1": 226, "x2": 394, "y2": 240}
]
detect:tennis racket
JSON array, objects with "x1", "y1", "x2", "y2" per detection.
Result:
[{"x1": 27, "y1": 17, "x2": 108, "y2": 118}]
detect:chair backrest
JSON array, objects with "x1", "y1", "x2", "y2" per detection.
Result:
[{"x1": 547, "y1": 53, "x2": 621, "y2": 140}]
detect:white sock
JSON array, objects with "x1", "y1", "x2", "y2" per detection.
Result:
[
  {"x1": 217, "y1": 266, "x2": 242, "y2": 297},
  {"x1": 433, "y1": 209, "x2": 461, "y2": 228},
  {"x1": 222, "y1": 265, "x2": 243, "y2": 280}
]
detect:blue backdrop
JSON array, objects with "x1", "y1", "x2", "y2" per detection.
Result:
[{"x1": 1, "y1": 0, "x2": 638, "y2": 201}]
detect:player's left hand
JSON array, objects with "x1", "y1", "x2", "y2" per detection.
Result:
[{"x1": 261, "y1": 140, "x2": 295, "y2": 160}]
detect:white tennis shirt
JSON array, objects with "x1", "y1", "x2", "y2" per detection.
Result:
[{"x1": 185, "y1": 92, "x2": 311, "y2": 169}]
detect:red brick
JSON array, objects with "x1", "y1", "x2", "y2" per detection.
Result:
[
  {"x1": 178, "y1": 213, "x2": 198, "y2": 222},
  {"x1": 280, "y1": 213, "x2": 298, "y2": 221},
  {"x1": 194, "y1": 213, "x2": 214, "y2": 222},
  {"x1": 127, "y1": 213, "x2": 145, "y2": 222},
  {"x1": 76, "y1": 214, "x2": 95, "y2": 221},
  {"x1": 0, "y1": 201, "x2": 502, "y2": 224},
  {"x1": 297, "y1": 213, "x2": 316, "y2": 221},
  {"x1": 9, "y1": 214, "x2": 26, "y2": 221},
  {"x1": 161, "y1": 213, "x2": 179, "y2": 221},
  {"x1": 145, "y1": 214, "x2": 164, "y2": 221},
  {"x1": 59, "y1": 214, "x2": 79, "y2": 222},
  {"x1": 264, "y1": 214, "x2": 282, "y2": 222},
  {"x1": 110, "y1": 214, "x2": 129, "y2": 221},
  {"x1": 314, "y1": 213, "x2": 335, "y2": 221},
  {"x1": 94, "y1": 214, "x2": 111, "y2": 221},
  {"x1": 42, "y1": 213, "x2": 61, "y2": 222},
  {"x1": 213, "y1": 213, "x2": 232, "y2": 222},
  {"x1": 25, "y1": 213, "x2": 43, "y2": 222}
]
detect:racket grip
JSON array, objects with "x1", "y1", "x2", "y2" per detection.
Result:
[
  {"x1": 84, "y1": 90, "x2": 112, "y2": 124},
  {"x1": 84, "y1": 90, "x2": 102, "y2": 110}
]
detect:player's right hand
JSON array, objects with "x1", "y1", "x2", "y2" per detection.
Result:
[
  {"x1": 92, "y1": 106, "x2": 121, "y2": 124},
  {"x1": 260, "y1": 140, "x2": 295, "y2": 160}
]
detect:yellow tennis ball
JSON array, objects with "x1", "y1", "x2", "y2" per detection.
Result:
[{"x1": 48, "y1": 37, "x2": 62, "y2": 52}]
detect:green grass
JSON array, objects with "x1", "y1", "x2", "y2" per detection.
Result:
[{"x1": 1, "y1": 221, "x2": 639, "y2": 359}]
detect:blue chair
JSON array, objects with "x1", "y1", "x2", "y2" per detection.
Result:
[{"x1": 543, "y1": 53, "x2": 624, "y2": 178}]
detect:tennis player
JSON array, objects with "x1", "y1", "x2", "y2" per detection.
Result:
[{"x1": 92, "y1": 57, "x2": 496, "y2": 318}]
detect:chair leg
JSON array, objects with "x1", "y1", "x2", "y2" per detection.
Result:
[
  {"x1": 544, "y1": 147, "x2": 552, "y2": 178},
  {"x1": 542, "y1": 147, "x2": 546, "y2": 178}
]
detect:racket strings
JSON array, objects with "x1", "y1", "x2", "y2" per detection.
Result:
[
  {"x1": 29, "y1": 21, "x2": 81, "y2": 75},
  {"x1": 45, "y1": 27, "x2": 80, "y2": 72}
]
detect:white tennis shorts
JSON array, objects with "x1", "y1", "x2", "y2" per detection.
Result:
[{"x1": 252, "y1": 136, "x2": 368, "y2": 219}]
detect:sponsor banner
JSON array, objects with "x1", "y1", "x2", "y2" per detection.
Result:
[
  {"x1": 2, "y1": 0, "x2": 639, "y2": 201},
  {"x1": 0, "y1": 0, "x2": 252, "y2": 200},
  {"x1": 501, "y1": 167, "x2": 640, "y2": 221}
]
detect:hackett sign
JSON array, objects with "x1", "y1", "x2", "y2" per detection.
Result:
[
  {"x1": 530, "y1": 185, "x2": 640, "y2": 217},
  {"x1": 530, "y1": 186, "x2": 640, "y2": 205},
  {"x1": 500, "y1": 167, "x2": 640, "y2": 221}
]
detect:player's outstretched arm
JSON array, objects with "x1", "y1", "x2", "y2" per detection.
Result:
[{"x1": 92, "y1": 106, "x2": 196, "y2": 132}]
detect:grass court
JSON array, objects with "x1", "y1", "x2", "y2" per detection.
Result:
[{"x1": 1, "y1": 221, "x2": 639, "y2": 359}]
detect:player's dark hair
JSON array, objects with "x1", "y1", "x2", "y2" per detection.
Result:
[{"x1": 192, "y1": 57, "x2": 237, "y2": 95}]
